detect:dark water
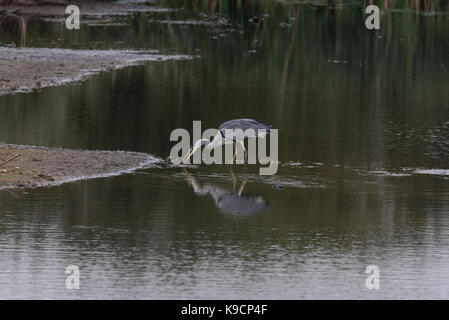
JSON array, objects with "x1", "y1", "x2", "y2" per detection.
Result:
[{"x1": 1, "y1": 1, "x2": 449, "y2": 299}]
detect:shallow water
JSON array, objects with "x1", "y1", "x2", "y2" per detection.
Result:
[{"x1": 0, "y1": 1, "x2": 449, "y2": 299}]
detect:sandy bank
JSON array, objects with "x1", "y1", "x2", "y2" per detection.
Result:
[
  {"x1": 0, "y1": 143, "x2": 160, "y2": 190},
  {"x1": 0, "y1": 47, "x2": 194, "y2": 96},
  {"x1": 0, "y1": 1, "x2": 185, "y2": 189}
]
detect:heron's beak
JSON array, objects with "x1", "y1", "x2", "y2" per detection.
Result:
[{"x1": 182, "y1": 148, "x2": 194, "y2": 164}]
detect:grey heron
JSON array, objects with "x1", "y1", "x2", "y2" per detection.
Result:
[{"x1": 183, "y1": 118, "x2": 272, "y2": 164}]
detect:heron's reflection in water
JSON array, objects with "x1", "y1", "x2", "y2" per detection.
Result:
[{"x1": 184, "y1": 169, "x2": 269, "y2": 216}]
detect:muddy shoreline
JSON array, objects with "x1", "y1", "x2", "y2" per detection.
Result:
[
  {"x1": 0, "y1": 47, "x2": 194, "y2": 96},
  {"x1": 0, "y1": 0, "x2": 188, "y2": 96},
  {"x1": 0, "y1": 143, "x2": 160, "y2": 190},
  {"x1": 0, "y1": 47, "x2": 183, "y2": 189},
  {"x1": 0, "y1": 48, "x2": 189, "y2": 188},
  {"x1": 0, "y1": 1, "x2": 187, "y2": 190}
]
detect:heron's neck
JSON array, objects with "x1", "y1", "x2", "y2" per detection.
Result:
[
  {"x1": 192, "y1": 139, "x2": 211, "y2": 151},
  {"x1": 205, "y1": 132, "x2": 223, "y2": 149},
  {"x1": 200, "y1": 139, "x2": 212, "y2": 147}
]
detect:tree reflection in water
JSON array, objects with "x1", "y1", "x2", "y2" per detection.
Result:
[{"x1": 0, "y1": 9, "x2": 32, "y2": 47}]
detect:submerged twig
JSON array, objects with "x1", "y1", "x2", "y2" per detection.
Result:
[
  {"x1": 0, "y1": 154, "x2": 21, "y2": 167},
  {"x1": 5, "y1": 188, "x2": 20, "y2": 199}
]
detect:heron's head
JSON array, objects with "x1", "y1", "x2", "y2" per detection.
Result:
[{"x1": 183, "y1": 139, "x2": 210, "y2": 163}]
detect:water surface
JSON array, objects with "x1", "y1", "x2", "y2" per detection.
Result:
[{"x1": 0, "y1": 1, "x2": 448, "y2": 299}]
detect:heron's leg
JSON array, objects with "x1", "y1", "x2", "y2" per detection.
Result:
[
  {"x1": 183, "y1": 168, "x2": 198, "y2": 189},
  {"x1": 229, "y1": 165, "x2": 237, "y2": 193},
  {"x1": 183, "y1": 168, "x2": 192, "y2": 181},
  {"x1": 240, "y1": 141, "x2": 248, "y2": 171},
  {"x1": 238, "y1": 179, "x2": 247, "y2": 197},
  {"x1": 240, "y1": 140, "x2": 248, "y2": 163},
  {"x1": 228, "y1": 144, "x2": 236, "y2": 173}
]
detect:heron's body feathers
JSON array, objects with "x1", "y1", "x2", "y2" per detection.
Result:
[{"x1": 218, "y1": 118, "x2": 271, "y2": 142}]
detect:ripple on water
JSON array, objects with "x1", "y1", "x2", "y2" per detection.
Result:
[{"x1": 279, "y1": 161, "x2": 449, "y2": 179}]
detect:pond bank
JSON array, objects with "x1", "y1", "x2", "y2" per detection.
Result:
[
  {"x1": 0, "y1": 47, "x2": 194, "y2": 96},
  {"x1": 0, "y1": 1, "x2": 194, "y2": 190},
  {"x1": 0, "y1": 48, "x2": 189, "y2": 189},
  {"x1": 0, "y1": 143, "x2": 160, "y2": 190}
]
